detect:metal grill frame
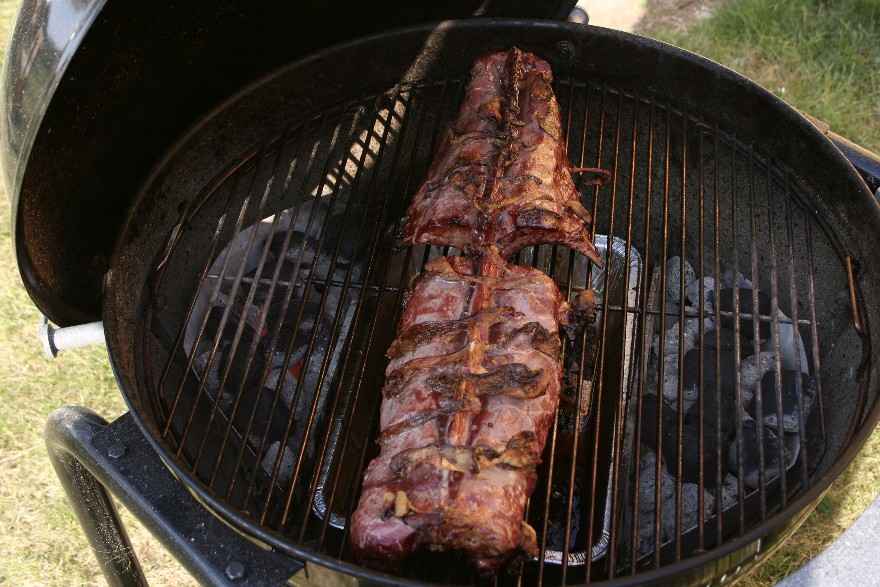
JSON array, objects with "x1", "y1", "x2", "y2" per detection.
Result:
[{"x1": 102, "y1": 20, "x2": 879, "y2": 587}]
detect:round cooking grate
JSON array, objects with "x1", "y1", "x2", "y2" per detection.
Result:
[{"x1": 105, "y1": 22, "x2": 875, "y2": 587}]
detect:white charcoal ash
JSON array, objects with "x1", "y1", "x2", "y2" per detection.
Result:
[
  {"x1": 721, "y1": 269, "x2": 753, "y2": 290},
  {"x1": 637, "y1": 449, "x2": 715, "y2": 557},
  {"x1": 666, "y1": 257, "x2": 696, "y2": 306},
  {"x1": 686, "y1": 276, "x2": 716, "y2": 316},
  {"x1": 657, "y1": 305, "x2": 712, "y2": 411},
  {"x1": 261, "y1": 440, "x2": 295, "y2": 483},
  {"x1": 739, "y1": 352, "x2": 776, "y2": 405},
  {"x1": 653, "y1": 259, "x2": 717, "y2": 411}
]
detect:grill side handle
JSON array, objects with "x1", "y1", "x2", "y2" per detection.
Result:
[
  {"x1": 800, "y1": 111, "x2": 880, "y2": 194},
  {"x1": 38, "y1": 317, "x2": 104, "y2": 358}
]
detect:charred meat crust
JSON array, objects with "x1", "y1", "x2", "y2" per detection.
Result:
[
  {"x1": 351, "y1": 48, "x2": 602, "y2": 573},
  {"x1": 400, "y1": 47, "x2": 603, "y2": 266},
  {"x1": 351, "y1": 250, "x2": 568, "y2": 570}
]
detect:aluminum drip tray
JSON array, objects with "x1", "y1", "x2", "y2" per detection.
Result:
[{"x1": 312, "y1": 235, "x2": 643, "y2": 568}]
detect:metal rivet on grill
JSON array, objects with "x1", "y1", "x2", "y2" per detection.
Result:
[
  {"x1": 556, "y1": 40, "x2": 576, "y2": 64},
  {"x1": 107, "y1": 443, "x2": 126, "y2": 459},
  {"x1": 225, "y1": 561, "x2": 245, "y2": 581}
]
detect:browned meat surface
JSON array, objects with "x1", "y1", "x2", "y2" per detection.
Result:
[
  {"x1": 351, "y1": 47, "x2": 600, "y2": 573},
  {"x1": 350, "y1": 249, "x2": 576, "y2": 571},
  {"x1": 401, "y1": 47, "x2": 601, "y2": 266}
]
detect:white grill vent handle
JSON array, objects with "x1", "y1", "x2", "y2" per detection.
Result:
[{"x1": 39, "y1": 317, "x2": 105, "y2": 358}]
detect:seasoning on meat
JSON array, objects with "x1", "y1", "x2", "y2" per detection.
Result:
[
  {"x1": 351, "y1": 249, "x2": 581, "y2": 571},
  {"x1": 351, "y1": 47, "x2": 600, "y2": 572},
  {"x1": 400, "y1": 47, "x2": 602, "y2": 266}
]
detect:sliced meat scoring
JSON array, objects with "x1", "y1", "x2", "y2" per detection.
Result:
[
  {"x1": 351, "y1": 249, "x2": 575, "y2": 571},
  {"x1": 401, "y1": 47, "x2": 602, "y2": 265},
  {"x1": 386, "y1": 306, "x2": 519, "y2": 360},
  {"x1": 352, "y1": 47, "x2": 600, "y2": 574}
]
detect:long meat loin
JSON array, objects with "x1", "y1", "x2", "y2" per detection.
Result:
[
  {"x1": 351, "y1": 250, "x2": 576, "y2": 571},
  {"x1": 351, "y1": 47, "x2": 599, "y2": 572}
]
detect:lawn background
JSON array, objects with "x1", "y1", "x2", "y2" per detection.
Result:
[{"x1": 0, "y1": 0, "x2": 877, "y2": 585}]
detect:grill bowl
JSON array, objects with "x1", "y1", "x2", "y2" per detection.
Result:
[{"x1": 103, "y1": 19, "x2": 879, "y2": 586}]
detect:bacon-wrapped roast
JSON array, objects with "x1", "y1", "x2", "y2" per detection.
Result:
[
  {"x1": 350, "y1": 250, "x2": 582, "y2": 571},
  {"x1": 351, "y1": 47, "x2": 599, "y2": 572}
]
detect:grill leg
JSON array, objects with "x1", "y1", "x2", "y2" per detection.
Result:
[
  {"x1": 44, "y1": 406, "x2": 304, "y2": 586},
  {"x1": 45, "y1": 407, "x2": 147, "y2": 587}
]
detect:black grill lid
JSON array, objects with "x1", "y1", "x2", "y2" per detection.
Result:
[{"x1": 3, "y1": 0, "x2": 575, "y2": 326}]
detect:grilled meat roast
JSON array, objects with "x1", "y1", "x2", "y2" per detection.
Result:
[
  {"x1": 351, "y1": 48, "x2": 600, "y2": 572},
  {"x1": 400, "y1": 47, "x2": 601, "y2": 266},
  {"x1": 351, "y1": 250, "x2": 578, "y2": 571}
]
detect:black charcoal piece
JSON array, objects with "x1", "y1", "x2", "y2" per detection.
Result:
[
  {"x1": 680, "y1": 386, "x2": 735, "y2": 488},
  {"x1": 639, "y1": 395, "x2": 677, "y2": 473},
  {"x1": 640, "y1": 393, "x2": 731, "y2": 488},
  {"x1": 682, "y1": 346, "x2": 739, "y2": 428},
  {"x1": 703, "y1": 325, "x2": 755, "y2": 357}
]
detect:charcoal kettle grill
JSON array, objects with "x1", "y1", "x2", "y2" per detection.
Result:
[{"x1": 7, "y1": 1, "x2": 880, "y2": 585}]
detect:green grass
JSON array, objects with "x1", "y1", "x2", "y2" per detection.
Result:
[
  {"x1": 641, "y1": 0, "x2": 880, "y2": 153},
  {"x1": 0, "y1": 1, "x2": 195, "y2": 584},
  {"x1": 0, "y1": 0, "x2": 878, "y2": 585}
]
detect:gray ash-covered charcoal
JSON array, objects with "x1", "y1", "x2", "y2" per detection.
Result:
[
  {"x1": 666, "y1": 257, "x2": 695, "y2": 306},
  {"x1": 637, "y1": 450, "x2": 675, "y2": 556},
  {"x1": 664, "y1": 483, "x2": 715, "y2": 541},
  {"x1": 636, "y1": 450, "x2": 714, "y2": 557},
  {"x1": 740, "y1": 353, "x2": 777, "y2": 405},
  {"x1": 720, "y1": 473, "x2": 740, "y2": 511},
  {"x1": 261, "y1": 441, "x2": 295, "y2": 484},
  {"x1": 685, "y1": 276, "x2": 715, "y2": 313},
  {"x1": 750, "y1": 370, "x2": 810, "y2": 433},
  {"x1": 639, "y1": 395, "x2": 677, "y2": 468},
  {"x1": 728, "y1": 418, "x2": 787, "y2": 489}
]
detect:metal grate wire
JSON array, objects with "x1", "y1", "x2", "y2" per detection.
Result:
[{"x1": 140, "y1": 77, "x2": 860, "y2": 585}]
